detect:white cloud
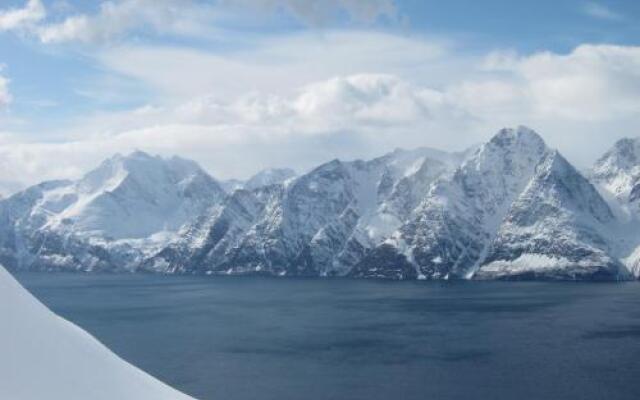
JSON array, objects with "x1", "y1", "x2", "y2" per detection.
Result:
[
  {"x1": 1, "y1": 23, "x2": 639, "y2": 191},
  {"x1": 446, "y1": 80, "x2": 527, "y2": 119},
  {"x1": 0, "y1": 73, "x2": 477, "y2": 187},
  {"x1": 0, "y1": 0, "x2": 221, "y2": 43},
  {"x1": 292, "y1": 74, "x2": 460, "y2": 129},
  {"x1": 221, "y1": 0, "x2": 397, "y2": 25},
  {"x1": 82, "y1": 74, "x2": 465, "y2": 132},
  {"x1": 98, "y1": 30, "x2": 449, "y2": 99},
  {"x1": 0, "y1": 0, "x2": 397, "y2": 44},
  {"x1": 476, "y1": 44, "x2": 640, "y2": 121},
  {"x1": 0, "y1": 73, "x2": 11, "y2": 107},
  {"x1": 522, "y1": 46, "x2": 640, "y2": 120},
  {"x1": 0, "y1": 0, "x2": 44, "y2": 32},
  {"x1": 106, "y1": 41, "x2": 638, "y2": 126},
  {"x1": 444, "y1": 44, "x2": 640, "y2": 166},
  {"x1": 582, "y1": 2, "x2": 623, "y2": 21},
  {"x1": 37, "y1": 0, "x2": 219, "y2": 43},
  {"x1": 37, "y1": 13, "x2": 89, "y2": 43}
]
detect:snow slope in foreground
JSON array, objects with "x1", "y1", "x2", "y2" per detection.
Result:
[{"x1": 0, "y1": 265, "x2": 196, "y2": 400}]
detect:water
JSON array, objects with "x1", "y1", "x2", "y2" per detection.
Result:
[{"x1": 14, "y1": 272, "x2": 640, "y2": 400}]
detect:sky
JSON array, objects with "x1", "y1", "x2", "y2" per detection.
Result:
[{"x1": 0, "y1": 0, "x2": 639, "y2": 193}]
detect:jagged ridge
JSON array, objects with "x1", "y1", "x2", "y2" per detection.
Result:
[{"x1": 1, "y1": 127, "x2": 638, "y2": 280}]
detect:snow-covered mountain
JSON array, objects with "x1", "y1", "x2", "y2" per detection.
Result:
[
  {"x1": 476, "y1": 150, "x2": 621, "y2": 280},
  {"x1": 144, "y1": 146, "x2": 465, "y2": 276},
  {"x1": 220, "y1": 168, "x2": 296, "y2": 193},
  {"x1": 590, "y1": 137, "x2": 640, "y2": 277},
  {"x1": 0, "y1": 151, "x2": 225, "y2": 271},
  {"x1": 0, "y1": 264, "x2": 195, "y2": 400},
  {"x1": 244, "y1": 167, "x2": 296, "y2": 190},
  {"x1": 1, "y1": 127, "x2": 639, "y2": 280},
  {"x1": 356, "y1": 127, "x2": 626, "y2": 280},
  {"x1": 368, "y1": 127, "x2": 552, "y2": 279},
  {"x1": 220, "y1": 178, "x2": 245, "y2": 193},
  {"x1": 591, "y1": 138, "x2": 640, "y2": 218}
]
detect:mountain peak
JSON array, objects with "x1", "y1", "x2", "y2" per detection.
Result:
[
  {"x1": 94, "y1": 151, "x2": 209, "y2": 183},
  {"x1": 490, "y1": 126, "x2": 545, "y2": 149},
  {"x1": 106, "y1": 150, "x2": 154, "y2": 164},
  {"x1": 39, "y1": 151, "x2": 226, "y2": 240},
  {"x1": 464, "y1": 126, "x2": 549, "y2": 177},
  {"x1": 119, "y1": 151, "x2": 165, "y2": 168},
  {"x1": 594, "y1": 137, "x2": 640, "y2": 172},
  {"x1": 244, "y1": 168, "x2": 296, "y2": 190},
  {"x1": 591, "y1": 137, "x2": 640, "y2": 207},
  {"x1": 126, "y1": 149, "x2": 154, "y2": 160}
]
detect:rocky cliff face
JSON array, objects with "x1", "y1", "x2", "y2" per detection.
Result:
[{"x1": 477, "y1": 151, "x2": 621, "y2": 280}]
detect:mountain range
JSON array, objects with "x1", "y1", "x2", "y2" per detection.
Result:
[{"x1": 2, "y1": 126, "x2": 639, "y2": 280}]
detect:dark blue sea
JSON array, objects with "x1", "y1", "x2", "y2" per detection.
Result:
[{"x1": 14, "y1": 273, "x2": 640, "y2": 400}]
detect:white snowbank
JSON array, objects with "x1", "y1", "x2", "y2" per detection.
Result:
[
  {"x1": 481, "y1": 253, "x2": 600, "y2": 273},
  {"x1": 0, "y1": 265, "x2": 196, "y2": 400}
]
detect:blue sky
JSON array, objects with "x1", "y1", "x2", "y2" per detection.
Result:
[
  {"x1": 0, "y1": 0, "x2": 639, "y2": 192},
  {"x1": 403, "y1": 0, "x2": 639, "y2": 50}
]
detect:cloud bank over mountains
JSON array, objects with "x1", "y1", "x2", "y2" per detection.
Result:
[{"x1": 0, "y1": 1, "x2": 638, "y2": 194}]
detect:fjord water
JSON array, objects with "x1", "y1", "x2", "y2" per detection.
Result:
[{"x1": 15, "y1": 273, "x2": 640, "y2": 400}]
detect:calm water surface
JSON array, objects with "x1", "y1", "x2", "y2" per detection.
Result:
[{"x1": 14, "y1": 273, "x2": 640, "y2": 400}]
